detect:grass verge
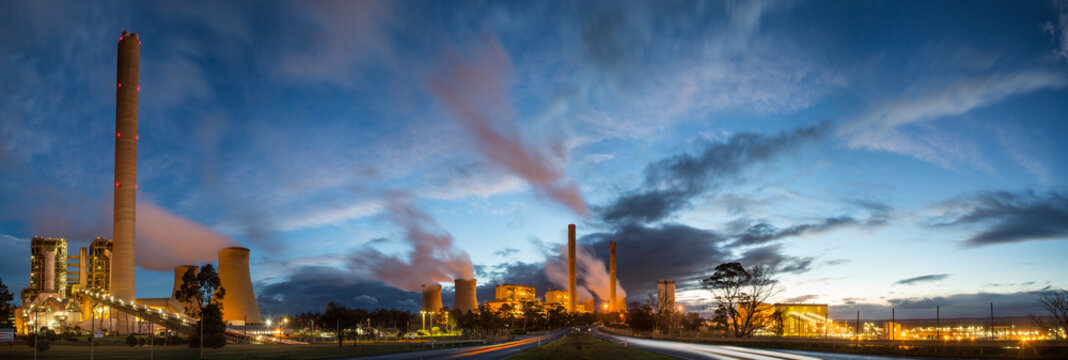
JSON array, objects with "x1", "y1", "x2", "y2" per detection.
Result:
[
  {"x1": 505, "y1": 334, "x2": 673, "y2": 360},
  {"x1": 0, "y1": 341, "x2": 474, "y2": 360}
]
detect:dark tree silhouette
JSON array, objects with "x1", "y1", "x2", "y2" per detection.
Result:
[
  {"x1": 0, "y1": 277, "x2": 13, "y2": 328},
  {"x1": 175, "y1": 264, "x2": 226, "y2": 349},
  {"x1": 701, "y1": 262, "x2": 779, "y2": 337}
]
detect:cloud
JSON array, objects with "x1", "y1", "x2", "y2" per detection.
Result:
[
  {"x1": 895, "y1": 274, "x2": 951, "y2": 286},
  {"x1": 493, "y1": 248, "x2": 520, "y2": 258},
  {"x1": 581, "y1": 223, "x2": 731, "y2": 296},
  {"x1": 829, "y1": 290, "x2": 1050, "y2": 319},
  {"x1": 425, "y1": 35, "x2": 587, "y2": 216},
  {"x1": 598, "y1": 122, "x2": 828, "y2": 224},
  {"x1": 736, "y1": 244, "x2": 814, "y2": 275},
  {"x1": 783, "y1": 294, "x2": 822, "y2": 303},
  {"x1": 933, "y1": 189, "x2": 1068, "y2": 246},
  {"x1": 256, "y1": 265, "x2": 419, "y2": 315},
  {"x1": 841, "y1": 69, "x2": 1067, "y2": 170},
  {"x1": 1047, "y1": 0, "x2": 1068, "y2": 62},
  {"x1": 730, "y1": 215, "x2": 883, "y2": 247},
  {"x1": 274, "y1": 0, "x2": 395, "y2": 87},
  {"x1": 348, "y1": 194, "x2": 473, "y2": 292}
]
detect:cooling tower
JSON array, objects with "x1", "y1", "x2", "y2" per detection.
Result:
[
  {"x1": 172, "y1": 265, "x2": 199, "y2": 313},
  {"x1": 609, "y1": 241, "x2": 616, "y2": 312},
  {"x1": 218, "y1": 247, "x2": 262, "y2": 324},
  {"x1": 112, "y1": 30, "x2": 139, "y2": 301},
  {"x1": 421, "y1": 283, "x2": 443, "y2": 313},
  {"x1": 568, "y1": 224, "x2": 577, "y2": 313},
  {"x1": 453, "y1": 279, "x2": 478, "y2": 313}
]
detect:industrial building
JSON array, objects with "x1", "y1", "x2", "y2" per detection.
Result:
[
  {"x1": 657, "y1": 279, "x2": 675, "y2": 313},
  {"x1": 774, "y1": 303, "x2": 829, "y2": 337},
  {"x1": 21, "y1": 236, "x2": 69, "y2": 304},
  {"x1": 545, "y1": 289, "x2": 569, "y2": 308},
  {"x1": 486, "y1": 284, "x2": 535, "y2": 311}
]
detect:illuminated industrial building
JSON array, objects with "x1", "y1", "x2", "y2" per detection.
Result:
[
  {"x1": 86, "y1": 237, "x2": 113, "y2": 291},
  {"x1": 486, "y1": 284, "x2": 535, "y2": 311},
  {"x1": 774, "y1": 303, "x2": 829, "y2": 337},
  {"x1": 545, "y1": 289, "x2": 569, "y2": 308},
  {"x1": 21, "y1": 237, "x2": 69, "y2": 304}
]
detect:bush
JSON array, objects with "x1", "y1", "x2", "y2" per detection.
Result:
[
  {"x1": 166, "y1": 335, "x2": 186, "y2": 346},
  {"x1": 138, "y1": 337, "x2": 146, "y2": 346},
  {"x1": 126, "y1": 334, "x2": 138, "y2": 347},
  {"x1": 27, "y1": 334, "x2": 50, "y2": 352}
]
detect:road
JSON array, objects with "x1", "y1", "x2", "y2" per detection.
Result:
[
  {"x1": 593, "y1": 328, "x2": 927, "y2": 360},
  {"x1": 336, "y1": 330, "x2": 567, "y2": 360}
]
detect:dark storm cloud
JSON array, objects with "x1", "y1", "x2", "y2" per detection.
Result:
[
  {"x1": 735, "y1": 244, "x2": 814, "y2": 275},
  {"x1": 582, "y1": 223, "x2": 730, "y2": 296},
  {"x1": 935, "y1": 189, "x2": 1068, "y2": 246},
  {"x1": 597, "y1": 122, "x2": 828, "y2": 224},
  {"x1": 256, "y1": 265, "x2": 420, "y2": 315},
  {"x1": 895, "y1": 274, "x2": 951, "y2": 286},
  {"x1": 829, "y1": 290, "x2": 1050, "y2": 319}
]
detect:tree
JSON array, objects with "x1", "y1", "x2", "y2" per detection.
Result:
[
  {"x1": 626, "y1": 301, "x2": 656, "y2": 331},
  {"x1": 175, "y1": 264, "x2": 226, "y2": 350},
  {"x1": 0, "y1": 277, "x2": 13, "y2": 328},
  {"x1": 701, "y1": 262, "x2": 779, "y2": 337},
  {"x1": 1031, "y1": 289, "x2": 1068, "y2": 340},
  {"x1": 681, "y1": 312, "x2": 704, "y2": 331}
]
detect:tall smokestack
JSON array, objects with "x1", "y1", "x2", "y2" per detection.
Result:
[
  {"x1": 218, "y1": 248, "x2": 263, "y2": 324},
  {"x1": 78, "y1": 247, "x2": 88, "y2": 289},
  {"x1": 43, "y1": 248, "x2": 56, "y2": 292},
  {"x1": 609, "y1": 241, "x2": 616, "y2": 312},
  {"x1": 568, "y1": 224, "x2": 576, "y2": 313},
  {"x1": 453, "y1": 279, "x2": 478, "y2": 313},
  {"x1": 112, "y1": 30, "x2": 139, "y2": 301},
  {"x1": 421, "y1": 283, "x2": 443, "y2": 313}
]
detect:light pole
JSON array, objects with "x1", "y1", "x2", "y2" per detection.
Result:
[{"x1": 420, "y1": 311, "x2": 426, "y2": 334}]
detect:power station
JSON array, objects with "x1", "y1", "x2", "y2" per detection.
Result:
[
  {"x1": 13, "y1": 31, "x2": 264, "y2": 334},
  {"x1": 568, "y1": 223, "x2": 577, "y2": 313}
]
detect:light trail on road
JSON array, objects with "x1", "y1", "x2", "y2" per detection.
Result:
[{"x1": 593, "y1": 327, "x2": 915, "y2": 360}]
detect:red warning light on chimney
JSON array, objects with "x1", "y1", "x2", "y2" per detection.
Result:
[
  {"x1": 117, "y1": 132, "x2": 121, "y2": 137},
  {"x1": 115, "y1": 182, "x2": 121, "y2": 188}
]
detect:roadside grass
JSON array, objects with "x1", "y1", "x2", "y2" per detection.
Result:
[
  {"x1": 506, "y1": 334, "x2": 673, "y2": 360},
  {"x1": 0, "y1": 341, "x2": 473, "y2": 360}
]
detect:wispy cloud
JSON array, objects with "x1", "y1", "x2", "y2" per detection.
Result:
[
  {"x1": 895, "y1": 274, "x2": 951, "y2": 286},
  {"x1": 841, "y1": 69, "x2": 1067, "y2": 170},
  {"x1": 933, "y1": 189, "x2": 1068, "y2": 247}
]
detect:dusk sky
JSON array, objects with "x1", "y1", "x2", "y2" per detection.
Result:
[{"x1": 2, "y1": 1, "x2": 1067, "y2": 320}]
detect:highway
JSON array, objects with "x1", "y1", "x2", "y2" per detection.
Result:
[
  {"x1": 593, "y1": 327, "x2": 924, "y2": 360},
  {"x1": 336, "y1": 330, "x2": 567, "y2": 360}
]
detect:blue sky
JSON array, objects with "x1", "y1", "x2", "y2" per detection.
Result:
[{"x1": 1, "y1": 0, "x2": 1067, "y2": 319}]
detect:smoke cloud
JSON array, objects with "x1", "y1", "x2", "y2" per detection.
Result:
[
  {"x1": 136, "y1": 201, "x2": 240, "y2": 271},
  {"x1": 425, "y1": 35, "x2": 587, "y2": 216},
  {"x1": 350, "y1": 195, "x2": 474, "y2": 292},
  {"x1": 0, "y1": 183, "x2": 240, "y2": 271},
  {"x1": 543, "y1": 243, "x2": 627, "y2": 303}
]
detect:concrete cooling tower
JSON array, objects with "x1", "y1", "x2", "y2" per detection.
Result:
[
  {"x1": 453, "y1": 279, "x2": 478, "y2": 313},
  {"x1": 421, "y1": 284, "x2": 443, "y2": 313},
  {"x1": 172, "y1": 265, "x2": 198, "y2": 313},
  {"x1": 218, "y1": 247, "x2": 262, "y2": 324}
]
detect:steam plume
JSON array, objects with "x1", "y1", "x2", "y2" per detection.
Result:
[
  {"x1": 350, "y1": 194, "x2": 473, "y2": 292},
  {"x1": 425, "y1": 35, "x2": 587, "y2": 216},
  {"x1": 544, "y1": 243, "x2": 626, "y2": 302}
]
